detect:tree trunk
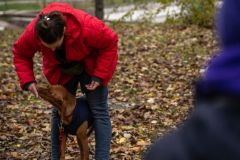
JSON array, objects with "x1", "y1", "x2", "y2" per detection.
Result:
[
  {"x1": 42, "y1": 0, "x2": 47, "y2": 8},
  {"x1": 95, "y1": 0, "x2": 104, "y2": 20}
]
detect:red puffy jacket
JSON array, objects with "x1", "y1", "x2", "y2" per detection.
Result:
[{"x1": 13, "y1": 2, "x2": 118, "y2": 89}]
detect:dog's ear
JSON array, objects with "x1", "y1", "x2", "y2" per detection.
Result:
[{"x1": 37, "y1": 85, "x2": 63, "y2": 108}]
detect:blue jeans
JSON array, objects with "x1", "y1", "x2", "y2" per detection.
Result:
[{"x1": 51, "y1": 72, "x2": 111, "y2": 160}]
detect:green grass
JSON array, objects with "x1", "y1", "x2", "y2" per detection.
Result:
[
  {"x1": 0, "y1": 0, "x2": 162, "y2": 11},
  {"x1": 0, "y1": 2, "x2": 94, "y2": 11},
  {"x1": 70, "y1": 1, "x2": 94, "y2": 10},
  {"x1": 105, "y1": 0, "x2": 160, "y2": 6},
  {"x1": 0, "y1": 3, "x2": 41, "y2": 11}
]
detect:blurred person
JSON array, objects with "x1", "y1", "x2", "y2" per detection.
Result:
[
  {"x1": 12, "y1": 2, "x2": 118, "y2": 160},
  {"x1": 144, "y1": 0, "x2": 240, "y2": 159}
]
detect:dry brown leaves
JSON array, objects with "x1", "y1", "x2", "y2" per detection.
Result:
[{"x1": 0, "y1": 23, "x2": 217, "y2": 159}]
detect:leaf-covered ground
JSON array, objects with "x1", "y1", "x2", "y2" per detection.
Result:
[{"x1": 0, "y1": 23, "x2": 217, "y2": 159}]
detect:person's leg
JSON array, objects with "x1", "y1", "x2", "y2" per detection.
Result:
[
  {"x1": 87, "y1": 87, "x2": 111, "y2": 160},
  {"x1": 64, "y1": 76, "x2": 79, "y2": 95},
  {"x1": 51, "y1": 107, "x2": 60, "y2": 160},
  {"x1": 79, "y1": 73, "x2": 112, "y2": 160}
]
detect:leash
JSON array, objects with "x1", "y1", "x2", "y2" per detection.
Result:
[
  {"x1": 59, "y1": 120, "x2": 64, "y2": 156},
  {"x1": 57, "y1": 108, "x2": 75, "y2": 157}
]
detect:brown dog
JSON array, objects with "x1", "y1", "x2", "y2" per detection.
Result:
[{"x1": 37, "y1": 85, "x2": 93, "y2": 160}]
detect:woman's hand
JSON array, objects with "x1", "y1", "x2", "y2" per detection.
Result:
[
  {"x1": 85, "y1": 80, "x2": 100, "y2": 90},
  {"x1": 28, "y1": 83, "x2": 39, "y2": 98}
]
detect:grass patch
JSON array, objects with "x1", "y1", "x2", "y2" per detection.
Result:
[
  {"x1": 0, "y1": 0, "x2": 162, "y2": 11},
  {"x1": 105, "y1": 0, "x2": 158, "y2": 6},
  {"x1": 0, "y1": 1, "x2": 93, "y2": 11},
  {"x1": 0, "y1": 3, "x2": 41, "y2": 11}
]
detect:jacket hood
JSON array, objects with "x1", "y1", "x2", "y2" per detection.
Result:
[
  {"x1": 218, "y1": 0, "x2": 240, "y2": 48},
  {"x1": 197, "y1": 0, "x2": 240, "y2": 97}
]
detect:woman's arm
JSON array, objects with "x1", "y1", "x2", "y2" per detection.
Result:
[{"x1": 12, "y1": 19, "x2": 39, "y2": 89}]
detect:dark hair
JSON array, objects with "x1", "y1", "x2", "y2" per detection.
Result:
[{"x1": 35, "y1": 11, "x2": 66, "y2": 44}]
